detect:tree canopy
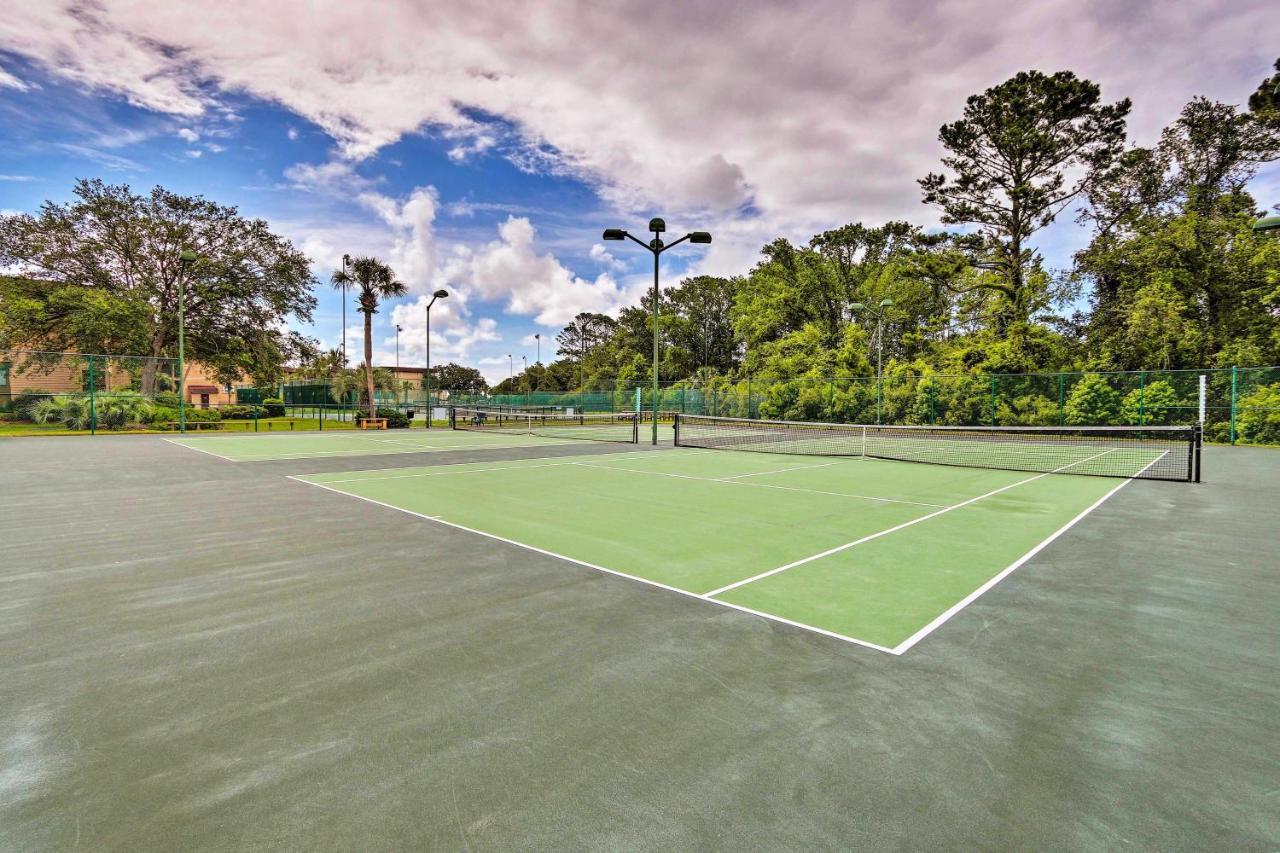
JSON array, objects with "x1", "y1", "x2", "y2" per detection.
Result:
[{"x1": 0, "y1": 179, "x2": 317, "y2": 390}]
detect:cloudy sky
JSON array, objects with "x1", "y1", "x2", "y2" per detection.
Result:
[{"x1": 1, "y1": 1, "x2": 1276, "y2": 383}]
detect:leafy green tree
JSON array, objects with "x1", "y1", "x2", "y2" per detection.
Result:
[
  {"x1": 1236, "y1": 383, "x2": 1280, "y2": 443},
  {"x1": 1120, "y1": 380, "x2": 1179, "y2": 425},
  {"x1": 1064, "y1": 374, "x2": 1122, "y2": 425},
  {"x1": 919, "y1": 71, "x2": 1130, "y2": 332},
  {"x1": 0, "y1": 180, "x2": 316, "y2": 392},
  {"x1": 555, "y1": 312, "x2": 617, "y2": 388},
  {"x1": 334, "y1": 257, "x2": 407, "y2": 411},
  {"x1": 429, "y1": 363, "x2": 487, "y2": 393}
]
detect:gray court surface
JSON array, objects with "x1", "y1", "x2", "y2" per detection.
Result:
[{"x1": 0, "y1": 434, "x2": 1276, "y2": 851}]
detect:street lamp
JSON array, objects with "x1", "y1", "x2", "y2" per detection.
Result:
[
  {"x1": 177, "y1": 249, "x2": 198, "y2": 434},
  {"x1": 849, "y1": 298, "x2": 894, "y2": 424},
  {"x1": 602, "y1": 217, "x2": 712, "y2": 444},
  {"x1": 507, "y1": 354, "x2": 513, "y2": 388},
  {"x1": 395, "y1": 324, "x2": 402, "y2": 370},
  {"x1": 424, "y1": 289, "x2": 448, "y2": 428}
]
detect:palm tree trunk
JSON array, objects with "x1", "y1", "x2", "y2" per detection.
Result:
[{"x1": 363, "y1": 311, "x2": 376, "y2": 420}]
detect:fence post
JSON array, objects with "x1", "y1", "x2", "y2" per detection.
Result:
[
  {"x1": 1139, "y1": 371, "x2": 1146, "y2": 426},
  {"x1": 989, "y1": 376, "x2": 997, "y2": 426},
  {"x1": 88, "y1": 355, "x2": 96, "y2": 435},
  {"x1": 1057, "y1": 373, "x2": 1065, "y2": 426},
  {"x1": 1230, "y1": 365, "x2": 1238, "y2": 444},
  {"x1": 827, "y1": 379, "x2": 834, "y2": 420},
  {"x1": 746, "y1": 374, "x2": 753, "y2": 419}
]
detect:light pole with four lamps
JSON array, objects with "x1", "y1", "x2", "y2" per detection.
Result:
[
  {"x1": 849, "y1": 298, "x2": 894, "y2": 424},
  {"x1": 602, "y1": 218, "x2": 711, "y2": 444},
  {"x1": 424, "y1": 289, "x2": 448, "y2": 428}
]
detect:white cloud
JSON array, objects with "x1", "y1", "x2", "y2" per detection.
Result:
[
  {"x1": 0, "y1": 174, "x2": 35, "y2": 182},
  {"x1": 588, "y1": 243, "x2": 626, "y2": 272},
  {"x1": 287, "y1": 127, "x2": 299, "y2": 141},
  {"x1": 177, "y1": 127, "x2": 199, "y2": 143},
  {"x1": 0, "y1": 65, "x2": 29, "y2": 91},
  {"x1": 3, "y1": 1, "x2": 1273, "y2": 237},
  {"x1": 441, "y1": 216, "x2": 634, "y2": 326},
  {"x1": 185, "y1": 149, "x2": 202, "y2": 158}
]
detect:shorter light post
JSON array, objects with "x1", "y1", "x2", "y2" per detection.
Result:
[
  {"x1": 850, "y1": 298, "x2": 894, "y2": 424},
  {"x1": 424, "y1": 289, "x2": 448, "y2": 428},
  {"x1": 177, "y1": 249, "x2": 198, "y2": 434}
]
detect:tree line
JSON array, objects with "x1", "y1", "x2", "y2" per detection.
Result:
[
  {"x1": 497, "y1": 63, "x2": 1280, "y2": 399},
  {"x1": 2, "y1": 61, "x2": 1277, "y2": 417}
]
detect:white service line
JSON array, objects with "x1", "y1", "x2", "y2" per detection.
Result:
[
  {"x1": 286, "y1": 475, "x2": 896, "y2": 654},
  {"x1": 890, "y1": 453, "x2": 1165, "y2": 654},
  {"x1": 700, "y1": 448, "x2": 1120, "y2": 599},
  {"x1": 716, "y1": 460, "x2": 844, "y2": 480},
  {"x1": 569, "y1": 461, "x2": 947, "y2": 509},
  {"x1": 161, "y1": 437, "x2": 237, "y2": 461}
]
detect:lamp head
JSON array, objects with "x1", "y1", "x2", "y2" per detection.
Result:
[
  {"x1": 879, "y1": 298, "x2": 894, "y2": 308},
  {"x1": 850, "y1": 302, "x2": 865, "y2": 311},
  {"x1": 342, "y1": 253, "x2": 350, "y2": 264},
  {"x1": 648, "y1": 217, "x2": 666, "y2": 234},
  {"x1": 602, "y1": 229, "x2": 626, "y2": 241},
  {"x1": 179, "y1": 249, "x2": 198, "y2": 265},
  {"x1": 688, "y1": 231, "x2": 712, "y2": 244}
]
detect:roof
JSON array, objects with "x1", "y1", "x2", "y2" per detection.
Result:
[{"x1": 1254, "y1": 214, "x2": 1280, "y2": 233}]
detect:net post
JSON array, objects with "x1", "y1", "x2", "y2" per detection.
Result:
[
  {"x1": 1198, "y1": 374, "x2": 1206, "y2": 426},
  {"x1": 673, "y1": 412, "x2": 680, "y2": 446}
]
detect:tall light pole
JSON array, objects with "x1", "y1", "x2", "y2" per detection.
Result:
[
  {"x1": 507, "y1": 354, "x2": 513, "y2": 389},
  {"x1": 340, "y1": 254, "x2": 351, "y2": 367},
  {"x1": 603, "y1": 218, "x2": 711, "y2": 444},
  {"x1": 177, "y1": 249, "x2": 198, "y2": 434},
  {"x1": 424, "y1": 289, "x2": 448, "y2": 428},
  {"x1": 850, "y1": 298, "x2": 894, "y2": 424},
  {"x1": 395, "y1": 324, "x2": 402, "y2": 370}
]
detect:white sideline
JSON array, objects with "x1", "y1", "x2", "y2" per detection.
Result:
[
  {"x1": 700, "y1": 447, "x2": 1120, "y2": 599},
  {"x1": 286, "y1": 475, "x2": 898, "y2": 654}
]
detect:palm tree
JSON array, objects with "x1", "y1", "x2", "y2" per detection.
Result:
[{"x1": 341, "y1": 257, "x2": 407, "y2": 418}]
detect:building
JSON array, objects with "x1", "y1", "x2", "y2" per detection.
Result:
[{"x1": 0, "y1": 350, "x2": 245, "y2": 409}]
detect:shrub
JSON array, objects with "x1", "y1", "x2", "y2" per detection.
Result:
[
  {"x1": 153, "y1": 391, "x2": 181, "y2": 407},
  {"x1": 147, "y1": 405, "x2": 221, "y2": 429},
  {"x1": 354, "y1": 407, "x2": 410, "y2": 429},
  {"x1": 1064, "y1": 374, "x2": 1121, "y2": 425},
  {"x1": 12, "y1": 389, "x2": 53, "y2": 419},
  {"x1": 218, "y1": 404, "x2": 264, "y2": 420},
  {"x1": 261, "y1": 397, "x2": 286, "y2": 417},
  {"x1": 1120, "y1": 380, "x2": 1180, "y2": 425},
  {"x1": 1236, "y1": 383, "x2": 1280, "y2": 445}
]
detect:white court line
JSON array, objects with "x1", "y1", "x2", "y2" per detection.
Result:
[
  {"x1": 160, "y1": 437, "x2": 237, "y2": 461},
  {"x1": 701, "y1": 448, "x2": 1120, "y2": 599},
  {"x1": 716, "y1": 460, "x2": 844, "y2": 480},
  {"x1": 187, "y1": 438, "x2": 570, "y2": 462},
  {"x1": 891, "y1": 454, "x2": 1165, "y2": 654},
  {"x1": 568, "y1": 461, "x2": 948, "y2": 509},
  {"x1": 285, "y1": 475, "x2": 897, "y2": 654}
]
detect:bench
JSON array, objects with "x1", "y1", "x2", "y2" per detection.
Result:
[{"x1": 357, "y1": 418, "x2": 389, "y2": 430}]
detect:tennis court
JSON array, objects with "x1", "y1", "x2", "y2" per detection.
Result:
[{"x1": 291, "y1": 441, "x2": 1157, "y2": 652}]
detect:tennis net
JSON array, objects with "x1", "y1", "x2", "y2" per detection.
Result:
[
  {"x1": 674, "y1": 415, "x2": 1200, "y2": 482},
  {"x1": 451, "y1": 407, "x2": 640, "y2": 444}
]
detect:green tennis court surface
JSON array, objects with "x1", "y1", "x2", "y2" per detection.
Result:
[
  {"x1": 295, "y1": 447, "x2": 1134, "y2": 652},
  {"x1": 165, "y1": 428, "x2": 589, "y2": 461}
]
